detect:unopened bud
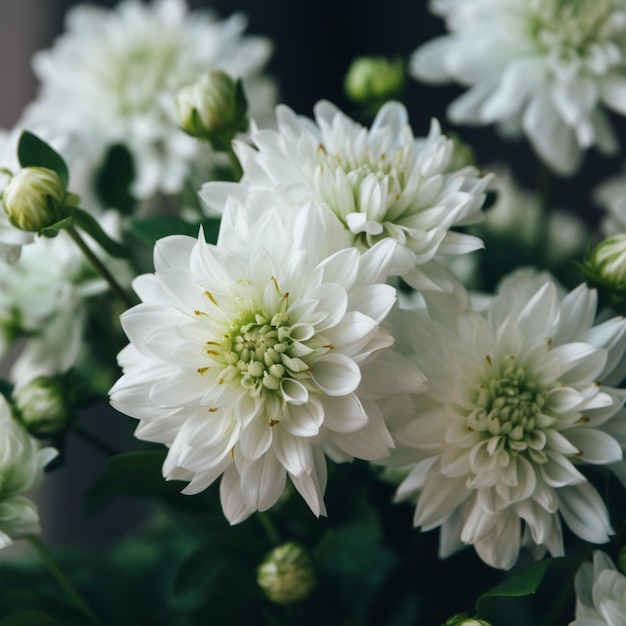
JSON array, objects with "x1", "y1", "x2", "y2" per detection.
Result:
[
  {"x1": 586, "y1": 233, "x2": 626, "y2": 290},
  {"x1": 14, "y1": 376, "x2": 72, "y2": 437},
  {"x1": 443, "y1": 613, "x2": 492, "y2": 626},
  {"x1": 344, "y1": 56, "x2": 405, "y2": 105},
  {"x1": 176, "y1": 70, "x2": 248, "y2": 152},
  {"x1": 257, "y1": 541, "x2": 316, "y2": 605},
  {"x1": 2, "y1": 167, "x2": 67, "y2": 232}
]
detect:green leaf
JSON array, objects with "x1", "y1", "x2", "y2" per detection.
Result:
[
  {"x1": 0, "y1": 378, "x2": 14, "y2": 400},
  {"x1": 72, "y1": 208, "x2": 129, "y2": 258},
  {"x1": 17, "y1": 131, "x2": 69, "y2": 187},
  {"x1": 476, "y1": 557, "x2": 577, "y2": 616},
  {"x1": 0, "y1": 611, "x2": 61, "y2": 626},
  {"x1": 94, "y1": 144, "x2": 136, "y2": 214},
  {"x1": 40, "y1": 216, "x2": 73, "y2": 237},
  {"x1": 128, "y1": 216, "x2": 221, "y2": 247}
]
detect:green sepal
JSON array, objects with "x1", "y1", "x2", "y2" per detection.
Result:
[
  {"x1": 72, "y1": 208, "x2": 130, "y2": 258},
  {"x1": 40, "y1": 216, "x2": 73, "y2": 237},
  {"x1": 17, "y1": 131, "x2": 69, "y2": 188}
]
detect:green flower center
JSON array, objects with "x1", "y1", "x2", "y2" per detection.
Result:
[{"x1": 467, "y1": 355, "x2": 551, "y2": 462}]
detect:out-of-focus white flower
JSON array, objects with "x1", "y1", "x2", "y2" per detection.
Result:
[
  {"x1": 387, "y1": 269, "x2": 626, "y2": 570},
  {"x1": 570, "y1": 551, "x2": 626, "y2": 625},
  {"x1": 411, "y1": 0, "x2": 626, "y2": 175},
  {"x1": 595, "y1": 167, "x2": 626, "y2": 235},
  {"x1": 201, "y1": 100, "x2": 492, "y2": 291},
  {"x1": 23, "y1": 0, "x2": 275, "y2": 200},
  {"x1": 0, "y1": 211, "x2": 129, "y2": 388},
  {"x1": 110, "y1": 200, "x2": 425, "y2": 524},
  {"x1": 0, "y1": 394, "x2": 57, "y2": 549}
]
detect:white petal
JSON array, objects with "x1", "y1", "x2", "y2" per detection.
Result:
[
  {"x1": 310, "y1": 353, "x2": 361, "y2": 396},
  {"x1": 557, "y1": 483, "x2": 613, "y2": 544}
]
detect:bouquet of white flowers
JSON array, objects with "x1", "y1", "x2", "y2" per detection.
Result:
[{"x1": 2, "y1": 1, "x2": 626, "y2": 624}]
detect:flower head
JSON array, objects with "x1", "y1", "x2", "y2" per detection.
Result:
[
  {"x1": 24, "y1": 0, "x2": 274, "y2": 199},
  {"x1": 387, "y1": 270, "x2": 626, "y2": 569},
  {"x1": 0, "y1": 394, "x2": 57, "y2": 548},
  {"x1": 412, "y1": 0, "x2": 626, "y2": 174},
  {"x1": 571, "y1": 551, "x2": 626, "y2": 625},
  {"x1": 110, "y1": 200, "x2": 424, "y2": 523},
  {"x1": 201, "y1": 100, "x2": 492, "y2": 291}
]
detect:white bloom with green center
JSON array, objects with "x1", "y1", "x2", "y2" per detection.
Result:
[
  {"x1": 201, "y1": 100, "x2": 492, "y2": 291},
  {"x1": 412, "y1": 0, "x2": 626, "y2": 174},
  {"x1": 386, "y1": 270, "x2": 626, "y2": 569},
  {"x1": 23, "y1": 0, "x2": 275, "y2": 199},
  {"x1": 571, "y1": 551, "x2": 626, "y2": 625},
  {"x1": 109, "y1": 201, "x2": 425, "y2": 523},
  {"x1": 0, "y1": 395, "x2": 57, "y2": 548}
]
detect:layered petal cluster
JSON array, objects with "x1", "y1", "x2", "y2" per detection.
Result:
[
  {"x1": 23, "y1": 0, "x2": 275, "y2": 199},
  {"x1": 201, "y1": 100, "x2": 492, "y2": 291},
  {"x1": 387, "y1": 270, "x2": 626, "y2": 569},
  {"x1": 412, "y1": 0, "x2": 626, "y2": 174},
  {"x1": 110, "y1": 201, "x2": 425, "y2": 523},
  {"x1": 0, "y1": 395, "x2": 57, "y2": 549},
  {"x1": 571, "y1": 551, "x2": 626, "y2": 625}
]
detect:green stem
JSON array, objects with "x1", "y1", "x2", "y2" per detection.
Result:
[
  {"x1": 228, "y1": 148, "x2": 243, "y2": 182},
  {"x1": 257, "y1": 511, "x2": 281, "y2": 546},
  {"x1": 72, "y1": 423, "x2": 119, "y2": 457},
  {"x1": 534, "y1": 160, "x2": 554, "y2": 269},
  {"x1": 29, "y1": 535, "x2": 101, "y2": 624},
  {"x1": 66, "y1": 225, "x2": 134, "y2": 309}
]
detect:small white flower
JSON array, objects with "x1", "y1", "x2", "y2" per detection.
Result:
[
  {"x1": 201, "y1": 100, "x2": 492, "y2": 291},
  {"x1": 110, "y1": 200, "x2": 425, "y2": 523},
  {"x1": 23, "y1": 0, "x2": 275, "y2": 199},
  {"x1": 387, "y1": 270, "x2": 626, "y2": 569},
  {"x1": 412, "y1": 0, "x2": 626, "y2": 174},
  {"x1": 0, "y1": 394, "x2": 57, "y2": 549},
  {"x1": 0, "y1": 211, "x2": 129, "y2": 388},
  {"x1": 594, "y1": 167, "x2": 626, "y2": 236},
  {"x1": 571, "y1": 551, "x2": 626, "y2": 626}
]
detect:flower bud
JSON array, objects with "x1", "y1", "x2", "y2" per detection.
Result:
[
  {"x1": 14, "y1": 375, "x2": 72, "y2": 437},
  {"x1": 257, "y1": 541, "x2": 316, "y2": 605},
  {"x1": 443, "y1": 613, "x2": 492, "y2": 626},
  {"x1": 344, "y1": 56, "x2": 405, "y2": 105},
  {"x1": 176, "y1": 70, "x2": 248, "y2": 152},
  {"x1": 586, "y1": 233, "x2": 626, "y2": 290},
  {"x1": 2, "y1": 166, "x2": 67, "y2": 232}
]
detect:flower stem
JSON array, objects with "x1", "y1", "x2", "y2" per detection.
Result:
[
  {"x1": 66, "y1": 225, "x2": 134, "y2": 310},
  {"x1": 72, "y1": 423, "x2": 119, "y2": 457},
  {"x1": 228, "y1": 148, "x2": 243, "y2": 182},
  {"x1": 534, "y1": 160, "x2": 554, "y2": 269},
  {"x1": 257, "y1": 511, "x2": 281, "y2": 546},
  {"x1": 29, "y1": 535, "x2": 101, "y2": 624}
]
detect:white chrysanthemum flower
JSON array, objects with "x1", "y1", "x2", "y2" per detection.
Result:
[
  {"x1": 0, "y1": 129, "x2": 35, "y2": 263},
  {"x1": 0, "y1": 394, "x2": 57, "y2": 549},
  {"x1": 412, "y1": 0, "x2": 626, "y2": 174},
  {"x1": 201, "y1": 100, "x2": 492, "y2": 291},
  {"x1": 387, "y1": 270, "x2": 626, "y2": 570},
  {"x1": 0, "y1": 212, "x2": 129, "y2": 388},
  {"x1": 23, "y1": 0, "x2": 275, "y2": 199},
  {"x1": 110, "y1": 200, "x2": 425, "y2": 523},
  {"x1": 571, "y1": 551, "x2": 626, "y2": 626},
  {"x1": 594, "y1": 167, "x2": 626, "y2": 235}
]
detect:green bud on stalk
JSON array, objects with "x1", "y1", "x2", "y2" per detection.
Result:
[
  {"x1": 344, "y1": 55, "x2": 405, "y2": 105},
  {"x1": 257, "y1": 541, "x2": 316, "y2": 605},
  {"x1": 176, "y1": 69, "x2": 249, "y2": 152},
  {"x1": 2, "y1": 166, "x2": 70, "y2": 232}
]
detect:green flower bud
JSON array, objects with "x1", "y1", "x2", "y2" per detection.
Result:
[
  {"x1": 443, "y1": 613, "x2": 492, "y2": 626},
  {"x1": 586, "y1": 233, "x2": 626, "y2": 290},
  {"x1": 2, "y1": 166, "x2": 67, "y2": 232},
  {"x1": 344, "y1": 56, "x2": 405, "y2": 105},
  {"x1": 257, "y1": 541, "x2": 316, "y2": 605},
  {"x1": 176, "y1": 70, "x2": 249, "y2": 152},
  {"x1": 14, "y1": 375, "x2": 72, "y2": 437}
]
